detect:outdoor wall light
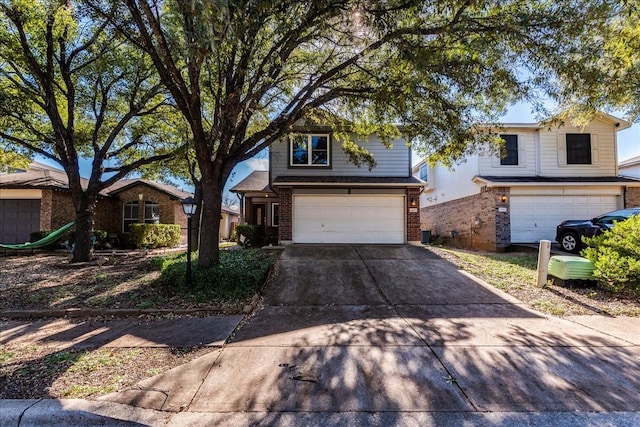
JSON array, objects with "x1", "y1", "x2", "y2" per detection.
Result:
[
  {"x1": 410, "y1": 197, "x2": 417, "y2": 207},
  {"x1": 500, "y1": 195, "x2": 508, "y2": 203}
]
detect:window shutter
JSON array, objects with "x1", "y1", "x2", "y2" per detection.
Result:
[
  {"x1": 591, "y1": 133, "x2": 599, "y2": 164},
  {"x1": 557, "y1": 133, "x2": 567, "y2": 165}
]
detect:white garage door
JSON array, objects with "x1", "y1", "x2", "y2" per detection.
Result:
[
  {"x1": 293, "y1": 195, "x2": 405, "y2": 244},
  {"x1": 510, "y1": 195, "x2": 619, "y2": 243}
]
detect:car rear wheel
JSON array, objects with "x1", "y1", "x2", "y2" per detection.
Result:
[{"x1": 560, "y1": 232, "x2": 580, "y2": 253}]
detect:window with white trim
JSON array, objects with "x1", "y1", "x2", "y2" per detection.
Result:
[
  {"x1": 290, "y1": 134, "x2": 330, "y2": 166},
  {"x1": 419, "y1": 164, "x2": 428, "y2": 181},
  {"x1": 272, "y1": 203, "x2": 279, "y2": 227},
  {"x1": 144, "y1": 201, "x2": 160, "y2": 223},
  {"x1": 123, "y1": 201, "x2": 139, "y2": 232},
  {"x1": 500, "y1": 134, "x2": 519, "y2": 165}
]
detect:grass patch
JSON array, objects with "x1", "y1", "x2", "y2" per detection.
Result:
[
  {"x1": 153, "y1": 249, "x2": 275, "y2": 302},
  {"x1": 429, "y1": 247, "x2": 640, "y2": 317}
]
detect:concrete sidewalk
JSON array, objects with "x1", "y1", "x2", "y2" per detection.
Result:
[{"x1": 2, "y1": 244, "x2": 639, "y2": 426}]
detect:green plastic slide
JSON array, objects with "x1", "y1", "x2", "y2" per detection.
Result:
[{"x1": 0, "y1": 221, "x2": 75, "y2": 250}]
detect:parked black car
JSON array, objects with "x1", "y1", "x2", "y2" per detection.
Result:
[{"x1": 555, "y1": 208, "x2": 640, "y2": 253}]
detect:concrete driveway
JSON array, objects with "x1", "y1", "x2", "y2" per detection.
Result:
[{"x1": 100, "y1": 244, "x2": 640, "y2": 424}]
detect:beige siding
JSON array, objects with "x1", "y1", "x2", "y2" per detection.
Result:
[
  {"x1": 539, "y1": 118, "x2": 617, "y2": 176},
  {"x1": 270, "y1": 133, "x2": 410, "y2": 178},
  {"x1": 478, "y1": 130, "x2": 537, "y2": 176}
]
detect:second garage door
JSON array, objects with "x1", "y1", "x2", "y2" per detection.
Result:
[
  {"x1": 510, "y1": 194, "x2": 619, "y2": 243},
  {"x1": 0, "y1": 199, "x2": 41, "y2": 244},
  {"x1": 293, "y1": 195, "x2": 405, "y2": 244}
]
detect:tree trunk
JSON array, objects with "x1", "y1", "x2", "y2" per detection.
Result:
[
  {"x1": 191, "y1": 179, "x2": 203, "y2": 250},
  {"x1": 72, "y1": 196, "x2": 96, "y2": 262},
  {"x1": 197, "y1": 178, "x2": 223, "y2": 268}
]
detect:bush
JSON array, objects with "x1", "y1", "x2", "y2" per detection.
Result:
[
  {"x1": 155, "y1": 249, "x2": 275, "y2": 300},
  {"x1": 582, "y1": 214, "x2": 640, "y2": 294},
  {"x1": 129, "y1": 224, "x2": 181, "y2": 249},
  {"x1": 235, "y1": 224, "x2": 260, "y2": 246}
]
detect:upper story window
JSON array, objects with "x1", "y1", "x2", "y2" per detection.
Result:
[
  {"x1": 144, "y1": 201, "x2": 160, "y2": 223},
  {"x1": 419, "y1": 164, "x2": 428, "y2": 181},
  {"x1": 123, "y1": 201, "x2": 139, "y2": 233},
  {"x1": 500, "y1": 134, "x2": 519, "y2": 165},
  {"x1": 290, "y1": 134, "x2": 330, "y2": 167},
  {"x1": 566, "y1": 133, "x2": 591, "y2": 164}
]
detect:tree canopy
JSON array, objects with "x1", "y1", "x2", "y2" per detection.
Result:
[
  {"x1": 103, "y1": 0, "x2": 621, "y2": 267},
  {"x1": 0, "y1": 0, "x2": 184, "y2": 261}
]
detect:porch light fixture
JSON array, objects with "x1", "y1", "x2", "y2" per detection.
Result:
[
  {"x1": 500, "y1": 195, "x2": 508, "y2": 203},
  {"x1": 410, "y1": 197, "x2": 417, "y2": 207},
  {"x1": 181, "y1": 196, "x2": 199, "y2": 288}
]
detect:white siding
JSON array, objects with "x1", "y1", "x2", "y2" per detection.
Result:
[
  {"x1": 478, "y1": 131, "x2": 537, "y2": 176},
  {"x1": 619, "y1": 163, "x2": 640, "y2": 178},
  {"x1": 420, "y1": 157, "x2": 481, "y2": 207},
  {"x1": 538, "y1": 118, "x2": 617, "y2": 176},
  {"x1": 270, "y1": 134, "x2": 410, "y2": 178}
]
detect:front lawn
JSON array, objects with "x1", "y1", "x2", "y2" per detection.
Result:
[{"x1": 429, "y1": 247, "x2": 640, "y2": 317}]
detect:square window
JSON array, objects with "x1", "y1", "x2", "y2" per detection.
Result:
[
  {"x1": 500, "y1": 135, "x2": 518, "y2": 165},
  {"x1": 290, "y1": 134, "x2": 330, "y2": 166},
  {"x1": 566, "y1": 134, "x2": 591, "y2": 164}
]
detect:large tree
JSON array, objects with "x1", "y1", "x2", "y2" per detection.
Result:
[
  {"x1": 0, "y1": 0, "x2": 183, "y2": 261},
  {"x1": 557, "y1": 1, "x2": 640, "y2": 123},
  {"x1": 107, "y1": 0, "x2": 617, "y2": 268}
]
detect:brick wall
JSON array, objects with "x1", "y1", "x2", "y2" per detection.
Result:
[
  {"x1": 278, "y1": 187, "x2": 292, "y2": 242},
  {"x1": 420, "y1": 187, "x2": 510, "y2": 251},
  {"x1": 50, "y1": 190, "x2": 76, "y2": 231},
  {"x1": 406, "y1": 187, "x2": 421, "y2": 242},
  {"x1": 625, "y1": 186, "x2": 640, "y2": 208},
  {"x1": 40, "y1": 189, "x2": 53, "y2": 230}
]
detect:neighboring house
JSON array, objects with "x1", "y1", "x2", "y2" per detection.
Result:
[
  {"x1": 219, "y1": 206, "x2": 240, "y2": 241},
  {"x1": 414, "y1": 112, "x2": 640, "y2": 251},
  {"x1": 231, "y1": 127, "x2": 423, "y2": 244},
  {"x1": 619, "y1": 155, "x2": 640, "y2": 178},
  {"x1": 0, "y1": 162, "x2": 193, "y2": 245}
]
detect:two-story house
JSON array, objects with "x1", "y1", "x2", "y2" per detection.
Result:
[
  {"x1": 414, "y1": 112, "x2": 640, "y2": 251},
  {"x1": 231, "y1": 126, "x2": 424, "y2": 245}
]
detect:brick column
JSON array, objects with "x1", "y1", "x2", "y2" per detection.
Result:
[
  {"x1": 624, "y1": 186, "x2": 640, "y2": 208},
  {"x1": 494, "y1": 187, "x2": 511, "y2": 251},
  {"x1": 40, "y1": 189, "x2": 53, "y2": 230},
  {"x1": 406, "y1": 187, "x2": 421, "y2": 243},
  {"x1": 278, "y1": 187, "x2": 293, "y2": 243}
]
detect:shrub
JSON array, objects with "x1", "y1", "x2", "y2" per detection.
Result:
[
  {"x1": 129, "y1": 224, "x2": 181, "y2": 249},
  {"x1": 582, "y1": 214, "x2": 640, "y2": 294},
  {"x1": 235, "y1": 224, "x2": 259, "y2": 246},
  {"x1": 156, "y1": 249, "x2": 275, "y2": 300}
]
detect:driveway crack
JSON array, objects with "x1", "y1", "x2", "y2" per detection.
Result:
[{"x1": 353, "y1": 245, "x2": 479, "y2": 411}]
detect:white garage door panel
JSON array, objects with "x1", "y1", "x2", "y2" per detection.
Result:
[
  {"x1": 511, "y1": 195, "x2": 618, "y2": 243},
  {"x1": 293, "y1": 195, "x2": 405, "y2": 244}
]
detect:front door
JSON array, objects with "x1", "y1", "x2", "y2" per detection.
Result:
[{"x1": 251, "y1": 203, "x2": 267, "y2": 229}]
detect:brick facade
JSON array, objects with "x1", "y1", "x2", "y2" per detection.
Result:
[
  {"x1": 37, "y1": 184, "x2": 188, "y2": 243},
  {"x1": 420, "y1": 187, "x2": 510, "y2": 251},
  {"x1": 406, "y1": 187, "x2": 421, "y2": 243},
  {"x1": 624, "y1": 186, "x2": 640, "y2": 208},
  {"x1": 278, "y1": 187, "x2": 293, "y2": 242}
]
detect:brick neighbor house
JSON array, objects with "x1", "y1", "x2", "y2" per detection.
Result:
[{"x1": 0, "y1": 162, "x2": 238, "y2": 245}]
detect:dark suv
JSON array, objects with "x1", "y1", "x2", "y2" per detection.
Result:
[{"x1": 555, "y1": 208, "x2": 640, "y2": 253}]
